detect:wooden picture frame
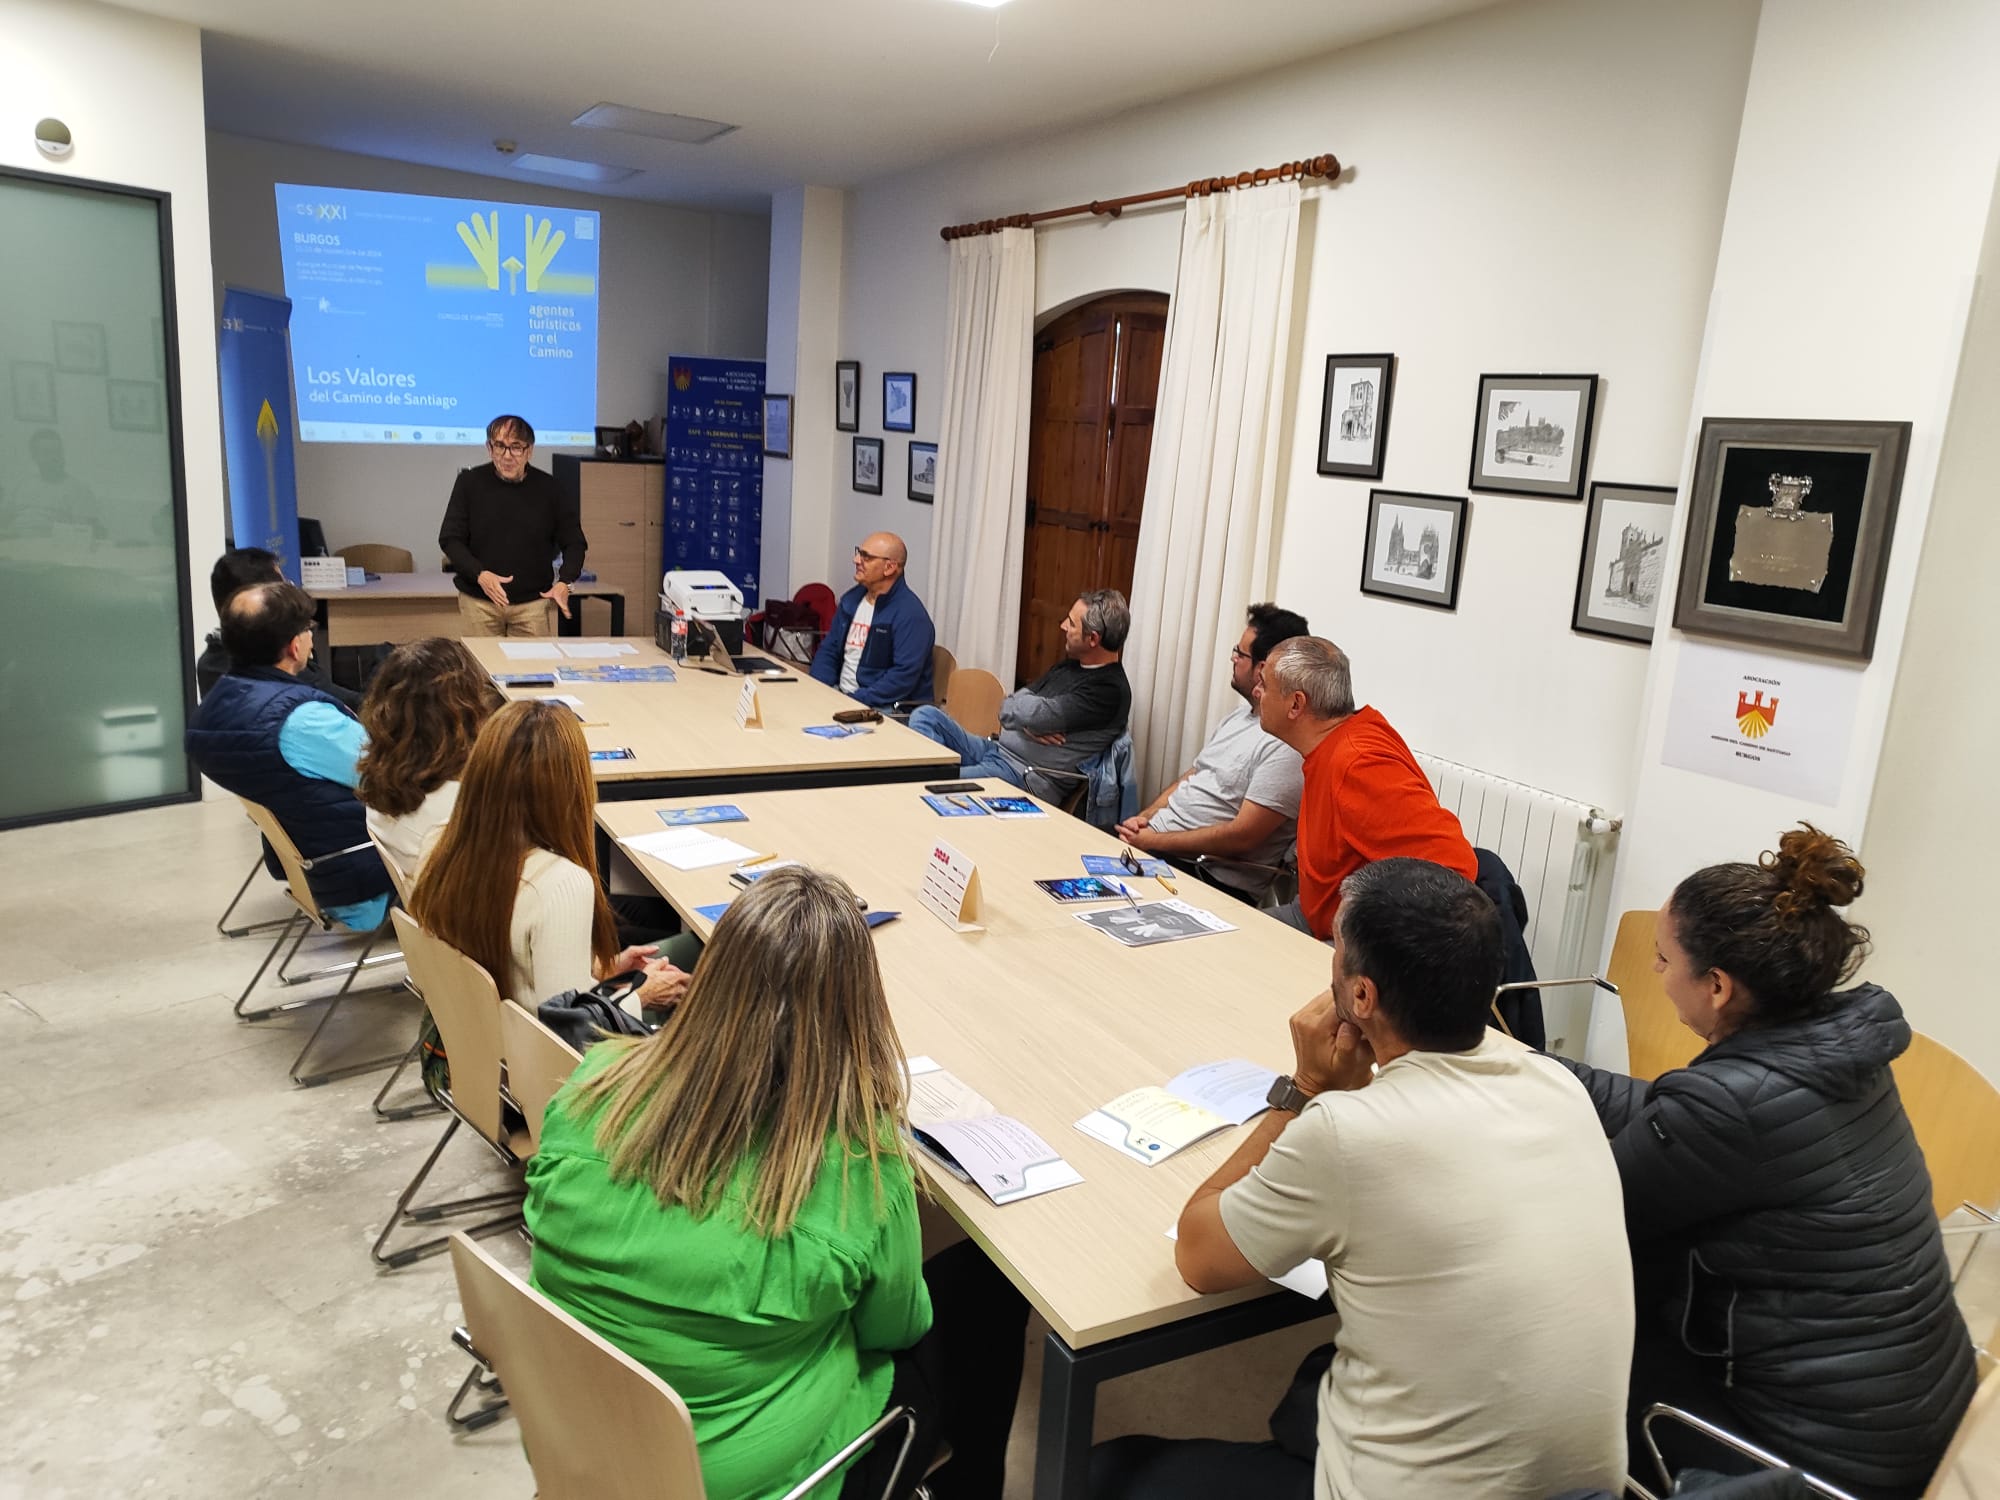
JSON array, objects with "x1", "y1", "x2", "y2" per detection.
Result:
[
  {"x1": 1316, "y1": 353, "x2": 1395, "y2": 480},
  {"x1": 1671, "y1": 416, "x2": 1910, "y2": 661},
  {"x1": 1468, "y1": 373, "x2": 1598, "y2": 500},
  {"x1": 761, "y1": 394, "x2": 791, "y2": 459},
  {"x1": 852, "y1": 436, "x2": 884, "y2": 495},
  {"x1": 1572, "y1": 482, "x2": 1676, "y2": 643},
  {"x1": 883, "y1": 371, "x2": 916, "y2": 433},
  {"x1": 1361, "y1": 489, "x2": 1468, "y2": 611},
  {"x1": 907, "y1": 440, "x2": 937, "y2": 504},
  {"x1": 835, "y1": 360, "x2": 860, "y2": 433}
]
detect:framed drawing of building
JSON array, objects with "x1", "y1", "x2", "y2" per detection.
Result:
[
  {"x1": 1468, "y1": 372, "x2": 1598, "y2": 500},
  {"x1": 1361, "y1": 489, "x2": 1468, "y2": 611},
  {"x1": 1572, "y1": 482, "x2": 1675, "y2": 642},
  {"x1": 1317, "y1": 353, "x2": 1395, "y2": 479}
]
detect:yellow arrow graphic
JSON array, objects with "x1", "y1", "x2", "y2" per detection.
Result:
[{"x1": 256, "y1": 398, "x2": 280, "y2": 532}]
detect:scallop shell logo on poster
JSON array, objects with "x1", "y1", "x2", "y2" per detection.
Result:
[{"x1": 1735, "y1": 691, "x2": 1779, "y2": 740}]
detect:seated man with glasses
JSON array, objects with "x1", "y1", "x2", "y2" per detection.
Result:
[
  {"x1": 438, "y1": 414, "x2": 587, "y2": 637},
  {"x1": 808, "y1": 531, "x2": 935, "y2": 708},
  {"x1": 1114, "y1": 603, "x2": 1309, "y2": 898}
]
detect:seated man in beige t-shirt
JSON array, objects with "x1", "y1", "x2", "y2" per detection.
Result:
[{"x1": 1093, "y1": 858, "x2": 1633, "y2": 1500}]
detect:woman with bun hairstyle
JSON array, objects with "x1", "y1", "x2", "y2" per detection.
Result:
[{"x1": 1555, "y1": 825, "x2": 1975, "y2": 1497}]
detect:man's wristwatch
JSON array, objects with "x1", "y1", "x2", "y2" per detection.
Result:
[{"x1": 1266, "y1": 1074, "x2": 1316, "y2": 1113}]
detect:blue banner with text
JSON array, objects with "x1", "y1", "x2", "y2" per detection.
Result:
[
  {"x1": 665, "y1": 356, "x2": 765, "y2": 604},
  {"x1": 217, "y1": 286, "x2": 302, "y2": 580}
]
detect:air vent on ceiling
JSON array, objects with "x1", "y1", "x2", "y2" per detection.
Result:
[
  {"x1": 512, "y1": 153, "x2": 641, "y2": 184},
  {"x1": 572, "y1": 102, "x2": 738, "y2": 146}
]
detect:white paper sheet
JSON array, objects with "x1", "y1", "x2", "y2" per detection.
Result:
[
  {"x1": 560, "y1": 642, "x2": 639, "y2": 658},
  {"x1": 496, "y1": 641, "x2": 563, "y2": 660},
  {"x1": 1165, "y1": 1059, "x2": 1280, "y2": 1126},
  {"x1": 618, "y1": 827, "x2": 760, "y2": 871},
  {"x1": 904, "y1": 1057, "x2": 998, "y2": 1128},
  {"x1": 914, "y1": 1116, "x2": 1082, "y2": 1205}
]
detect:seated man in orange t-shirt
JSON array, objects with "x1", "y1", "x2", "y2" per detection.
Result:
[{"x1": 1255, "y1": 636, "x2": 1476, "y2": 938}]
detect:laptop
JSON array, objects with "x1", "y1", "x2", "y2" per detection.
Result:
[{"x1": 692, "y1": 619, "x2": 788, "y2": 678}]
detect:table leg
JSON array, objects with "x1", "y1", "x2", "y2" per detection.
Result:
[
  {"x1": 609, "y1": 592, "x2": 626, "y2": 637},
  {"x1": 1033, "y1": 1332, "x2": 1096, "y2": 1500}
]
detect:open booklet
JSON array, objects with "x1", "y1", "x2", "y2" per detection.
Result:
[
  {"x1": 904, "y1": 1057, "x2": 1083, "y2": 1206},
  {"x1": 1074, "y1": 1058, "x2": 1280, "y2": 1166}
]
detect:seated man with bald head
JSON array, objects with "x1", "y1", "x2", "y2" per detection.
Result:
[{"x1": 809, "y1": 531, "x2": 936, "y2": 708}]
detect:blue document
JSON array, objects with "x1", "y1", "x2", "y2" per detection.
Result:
[
  {"x1": 658, "y1": 805, "x2": 749, "y2": 827},
  {"x1": 922, "y1": 793, "x2": 988, "y2": 816},
  {"x1": 1082, "y1": 853, "x2": 1174, "y2": 879}
]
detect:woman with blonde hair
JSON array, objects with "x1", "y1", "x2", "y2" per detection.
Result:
[
  {"x1": 526, "y1": 864, "x2": 1027, "y2": 1500},
  {"x1": 355, "y1": 636, "x2": 503, "y2": 876},
  {"x1": 1555, "y1": 825, "x2": 1975, "y2": 1497},
  {"x1": 412, "y1": 699, "x2": 692, "y2": 1010}
]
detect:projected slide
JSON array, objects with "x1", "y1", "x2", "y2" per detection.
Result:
[{"x1": 274, "y1": 184, "x2": 599, "y2": 446}]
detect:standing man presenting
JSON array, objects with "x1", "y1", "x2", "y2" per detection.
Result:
[
  {"x1": 808, "y1": 532, "x2": 935, "y2": 708},
  {"x1": 439, "y1": 414, "x2": 587, "y2": 637}
]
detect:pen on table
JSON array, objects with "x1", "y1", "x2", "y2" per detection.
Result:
[
  {"x1": 1111, "y1": 879, "x2": 1141, "y2": 911},
  {"x1": 1155, "y1": 870, "x2": 1178, "y2": 894}
]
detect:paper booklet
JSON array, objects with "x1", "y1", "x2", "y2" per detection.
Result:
[
  {"x1": 657, "y1": 804, "x2": 748, "y2": 827},
  {"x1": 922, "y1": 793, "x2": 987, "y2": 817},
  {"x1": 1074, "y1": 899, "x2": 1236, "y2": 947},
  {"x1": 1081, "y1": 853, "x2": 1174, "y2": 879},
  {"x1": 904, "y1": 1057, "x2": 1082, "y2": 1206},
  {"x1": 1074, "y1": 1060, "x2": 1279, "y2": 1166},
  {"x1": 618, "y1": 827, "x2": 759, "y2": 871},
  {"x1": 976, "y1": 794, "x2": 1044, "y2": 818}
]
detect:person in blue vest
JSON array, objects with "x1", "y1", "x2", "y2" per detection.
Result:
[
  {"x1": 808, "y1": 532, "x2": 935, "y2": 708},
  {"x1": 184, "y1": 580, "x2": 393, "y2": 932}
]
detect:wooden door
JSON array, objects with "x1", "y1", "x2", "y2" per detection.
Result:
[{"x1": 1016, "y1": 293, "x2": 1168, "y2": 684}]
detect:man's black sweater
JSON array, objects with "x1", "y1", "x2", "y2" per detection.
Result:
[{"x1": 439, "y1": 462, "x2": 587, "y2": 604}]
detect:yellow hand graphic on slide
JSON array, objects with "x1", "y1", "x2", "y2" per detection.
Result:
[
  {"x1": 524, "y1": 215, "x2": 567, "y2": 292},
  {"x1": 455, "y1": 212, "x2": 502, "y2": 290}
]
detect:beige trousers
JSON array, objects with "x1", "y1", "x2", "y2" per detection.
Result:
[{"x1": 456, "y1": 592, "x2": 555, "y2": 637}]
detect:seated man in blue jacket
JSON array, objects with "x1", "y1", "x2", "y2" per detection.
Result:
[
  {"x1": 808, "y1": 532, "x2": 935, "y2": 708},
  {"x1": 184, "y1": 580, "x2": 392, "y2": 931}
]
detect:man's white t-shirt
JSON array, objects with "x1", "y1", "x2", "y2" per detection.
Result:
[
  {"x1": 1147, "y1": 701, "x2": 1302, "y2": 881},
  {"x1": 838, "y1": 596, "x2": 876, "y2": 695},
  {"x1": 1219, "y1": 1032, "x2": 1633, "y2": 1500}
]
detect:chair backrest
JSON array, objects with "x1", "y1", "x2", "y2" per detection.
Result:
[
  {"x1": 500, "y1": 1000, "x2": 582, "y2": 1150},
  {"x1": 340, "y1": 542, "x2": 416, "y2": 573},
  {"x1": 368, "y1": 831, "x2": 418, "y2": 908},
  {"x1": 391, "y1": 908, "x2": 507, "y2": 1145},
  {"x1": 1606, "y1": 908, "x2": 1701, "y2": 1081},
  {"x1": 931, "y1": 644, "x2": 956, "y2": 704},
  {"x1": 1893, "y1": 1032, "x2": 2000, "y2": 1218},
  {"x1": 942, "y1": 667, "x2": 1004, "y2": 738},
  {"x1": 1925, "y1": 1364, "x2": 2000, "y2": 1499},
  {"x1": 795, "y1": 582, "x2": 837, "y2": 633},
  {"x1": 239, "y1": 798, "x2": 326, "y2": 926},
  {"x1": 448, "y1": 1231, "x2": 708, "y2": 1500}
]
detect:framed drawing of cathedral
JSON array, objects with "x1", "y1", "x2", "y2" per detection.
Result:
[
  {"x1": 1362, "y1": 489, "x2": 1467, "y2": 611},
  {"x1": 1468, "y1": 372, "x2": 1598, "y2": 500},
  {"x1": 1317, "y1": 353, "x2": 1395, "y2": 479},
  {"x1": 1572, "y1": 482, "x2": 1676, "y2": 643},
  {"x1": 1671, "y1": 417, "x2": 1909, "y2": 661}
]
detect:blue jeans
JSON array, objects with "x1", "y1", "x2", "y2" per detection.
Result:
[{"x1": 907, "y1": 705, "x2": 1025, "y2": 789}]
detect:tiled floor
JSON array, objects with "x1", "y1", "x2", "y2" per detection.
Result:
[{"x1": 0, "y1": 795, "x2": 1330, "y2": 1498}]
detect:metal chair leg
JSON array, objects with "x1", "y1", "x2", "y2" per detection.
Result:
[
  {"x1": 444, "y1": 1336, "x2": 511, "y2": 1432},
  {"x1": 371, "y1": 1025, "x2": 443, "y2": 1121},
  {"x1": 276, "y1": 921, "x2": 403, "y2": 988},
  {"x1": 217, "y1": 856, "x2": 293, "y2": 939},
  {"x1": 371, "y1": 1117, "x2": 525, "y2": 1271},
  {"x1": 288, "y1": 923, "x2": 411, "y2": 1088},
  {"x1": 235, "y1": 914, "x2": 329, "y2": 1021}
]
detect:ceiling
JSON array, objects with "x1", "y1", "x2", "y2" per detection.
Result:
[{"x1": 116, "y1": 0, "x2": 1499, "y2": 212}]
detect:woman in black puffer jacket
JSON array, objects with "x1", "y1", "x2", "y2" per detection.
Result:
[{"x1": 1556, "y1": 825, "x2": 1976, "y2": 1499}]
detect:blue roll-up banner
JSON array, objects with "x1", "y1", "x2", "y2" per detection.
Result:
[
  {"x1": 217, "y1": 287, "x2": 302, "y2": 581},
  {"x1": 665, "y1": 355, "x2": 764, "y2": 604}
]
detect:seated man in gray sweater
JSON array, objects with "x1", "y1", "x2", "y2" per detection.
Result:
[{"x1": 908, "y1": 589, "x2": 1131, "y2": 802}]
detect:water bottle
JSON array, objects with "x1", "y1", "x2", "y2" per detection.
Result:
[{"x1": 670, "y1": 609, "x2": 688, "y2": 663}]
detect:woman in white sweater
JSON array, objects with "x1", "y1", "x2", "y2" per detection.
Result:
[
  {"x1": 356, "y1": 638, "x2": 503, "y2": 880},
  {"x1": 412, "y1": 699, "x2": 690, "y2": 1010}
]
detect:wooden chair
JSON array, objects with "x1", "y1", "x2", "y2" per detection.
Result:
[
  {"x1": 1893, "y1": 1033, "x2": 2000, "y2": 1218},
  {"x1": 940, "y1": 667, "x2": 1004, "y2": 738},
  {"x1": 499, "y1": 1000, "x2": 582, "y2": 1151},
  {"x1": 1606, "y1": 909, "x2": 1701, "y2": 1081},
  {"x1": 372, "y1": 909, "x2": 529, "y2": 1270},
  {"x1": 233, "y1": 800, "x2": 408, "y2": 1087},
  {"x1": 446, "y1": 1231, "x2": 922, "y2": 1495},
  {"x1": 364, "y1": 832, "x2": 444, "y2": 1123},
  {"x1": 931, "y1": 644, "x2": 956, "y2": 706},
  {"x1": 339, "y1": 542, "x2": 415, "y2": 573}
]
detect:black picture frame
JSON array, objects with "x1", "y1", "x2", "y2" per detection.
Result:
[
  {"x1": 852, "y1": 436, "x2": 884, "y2": 495},
  {"x1": 593, "y1": 425, "x2": 629, "y2": 458},
  {"x1": 1671, "y1": 417, "x2": 1910, "y2": 661},
  {"x1": 835, "y1": 360, "x2": 860, "y2": 433},
  {"x1": 1361, "y1": 490, "x2": 1468, "y2": 610},
  {"x1": 1316, "y1": 353, "x2": 1395, "y2": 480},
  {"x1": 908, "y1": 440, "x2": 938, "y2": 504},
  {"x1": 1468, "y1": 373, "x2": 1598, "y2": 500},
  {"x1": 883, "y1": 371, "x2": 916, "y2": 433},
  {"x1": 1571, "y1": 482, "x2": 1677, "y2": 643},
  {"x1": 761, "y1": 394, "x2": 791, "y2": 459}
]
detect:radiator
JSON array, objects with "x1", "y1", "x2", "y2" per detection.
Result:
[{"x1": 1416, "y1": 752, "x2": 1623, "y2": 1058}]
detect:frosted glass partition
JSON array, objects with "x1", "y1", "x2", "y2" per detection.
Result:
[{"x1": 0, "y1": 168, "x2": 195, "y2": 827}]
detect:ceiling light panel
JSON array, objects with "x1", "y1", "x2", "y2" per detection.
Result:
[
  {"x1": 571, "y1": 103, "x2": 738, "y2": 146},
  {"x1": 512, "y1": 153, "x2": 640, "y2": 183}
]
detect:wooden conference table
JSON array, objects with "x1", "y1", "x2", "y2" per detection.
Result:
[
  {"x1": 306, "y1": 570, "x2": 628, "y2": 645},
  {"x1": 596, "y1": 780, "x2": 1340, "y2": 1499},
  {"x1": 464, "y1": 636, "x2": 955, "y2": 802}
]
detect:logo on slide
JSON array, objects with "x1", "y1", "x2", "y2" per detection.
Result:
[
  {"x1": 1735, "y1": 690, "x2": 1778, "y2": 739},
  {"x1": 425, "y1": 212, "x2": 596, "y2": 296},
  {"x1": 673, "y1": 366, "x2": 693, "y2": 392}
]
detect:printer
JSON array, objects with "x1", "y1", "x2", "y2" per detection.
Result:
[{"x1": 659, "y1": 569, "x2": 746, "y2": 653}]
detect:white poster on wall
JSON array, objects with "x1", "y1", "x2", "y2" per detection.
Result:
[{"x1": 1660, "y1": 640, "x2": 1863, "y2": 806}]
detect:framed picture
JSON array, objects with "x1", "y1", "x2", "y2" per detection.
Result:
[
  {"x1": 107, "y1": 379, "x2": 164, "y2": 433},
  {"x1": 1671, "y1": 417, "x2": 1910, "y2": 661},
  {"x1": 762, "y1": 394, "x2": 792, "y2": 459},
  {"x1": 53, "y1": 321, "x2": 109, "y2": 375},
  {"x1": 1361, "y1": 489, "x2": 1468, "y2": 610},
  {"x1": 908, "y1": 440, "x2": 938, "y2": 504},
  {"x1": 852, "y1": 436, "x2": 884, "y2": 495},
  {"x1": 1572, "y1": 482, "x2": 1676, "y2": 643},
  {"x1": 11, "y1": 361, "x2": 56, "y2": 423},
  {"x1": 1468, "y1": 373, "x2": 1598, "y2": 500},
  {"x1": 883, "y1": 371, "x2": 916, "y2": 433},
  {"x1": 835, "y1": 360, "x2": 860, "y2": 433},
  {"x1": 1316, "y1": 353, "x2": 1395, "y2": 479},
  {"x1": 593, "y1": 425, "x2": 629, "y2": 458}
]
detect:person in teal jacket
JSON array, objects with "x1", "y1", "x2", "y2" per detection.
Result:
[{"x1": 525, "y1": 864, "x2": 1025, "y2": 1500}]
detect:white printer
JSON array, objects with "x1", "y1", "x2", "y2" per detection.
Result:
[{"x1": 659, "y1": 569, "x2": 746, "y2": 653}]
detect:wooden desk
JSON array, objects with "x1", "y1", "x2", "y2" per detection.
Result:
[
  {"x1": 595, "y1": 782, "x2": 1338, "y2": 1497},
  {"x1": 306, "y1": 571, "x2": 627, "y2": 645},
  {"x1": 466, "y1": 637, "x2": 955, "y2": 802}
]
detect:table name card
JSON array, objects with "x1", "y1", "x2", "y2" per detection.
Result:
[
  {"x1": 733, "y1": 677, "x2": 763, "y2": 730},
  {"x1": 918, "y1": 839, "x2": 983, "y2": 933},
  {"x1": 299, "y1": 556, "x2": 348, "y2": 590}
]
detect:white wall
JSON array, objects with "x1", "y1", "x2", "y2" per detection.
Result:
[
  {"x1": 1, "y1": 0, "x2": 223, "y2": 635},
  {"x1": 761, "y1": 185, "x2": 846, "y2": 599},
  {"x1": 205, "y1": 131, "x2": 769, "y2": 564},
  {"x1": 832, "y1": 0, "x2": 1758, "y2": 813}
]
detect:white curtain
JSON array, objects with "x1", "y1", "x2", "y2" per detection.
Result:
[
  {"x1": 930, "y1": 226, "x2": 1036, "y2": 683},
  {"x1": 1124, "y1": 182, "x2": 1303, "y2": 795}
]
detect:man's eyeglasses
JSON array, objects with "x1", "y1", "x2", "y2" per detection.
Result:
[
  {"x1": 489, "y1": 440, "x2": 530, "y2": 456},
  {"x1": 1229, "y1": 646, "x2": 1253, "y2": 664},
  {"x1": 854, "y1": 546, "x2": 889, "y2": 563}
]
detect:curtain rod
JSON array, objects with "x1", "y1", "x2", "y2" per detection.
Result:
[{"x1": 938, "y1": 153, "x2": 1340, "y2": 242}]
